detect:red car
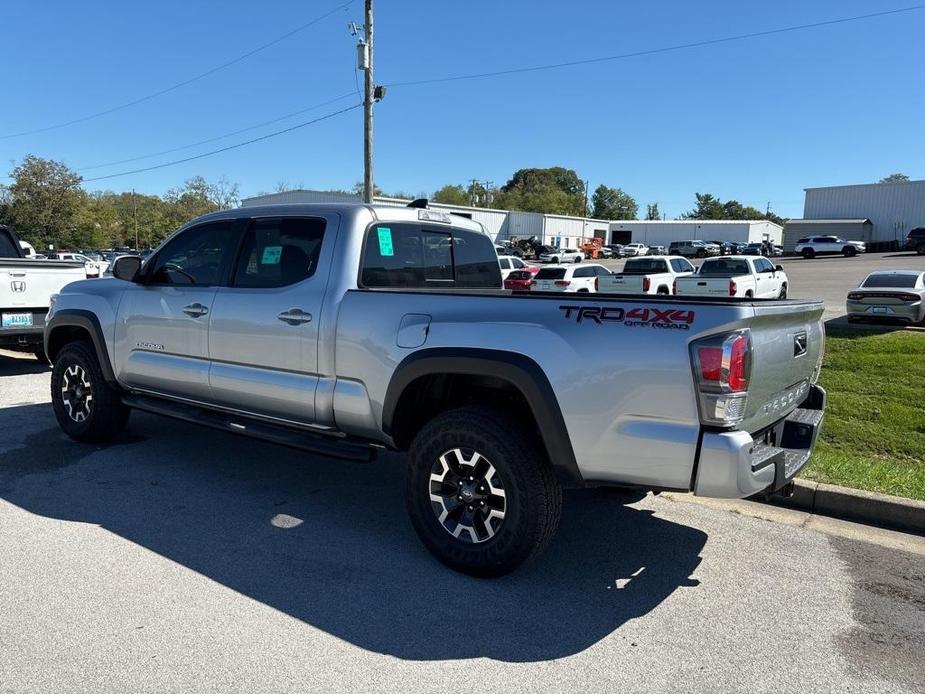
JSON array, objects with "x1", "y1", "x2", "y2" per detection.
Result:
[{"x1": 504, "y1": 269, "x2": 534, "y2": 291}]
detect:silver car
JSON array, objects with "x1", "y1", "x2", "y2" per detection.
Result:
[{"x1": 847, "y1": 270, "x2": 925, "y2": 324}]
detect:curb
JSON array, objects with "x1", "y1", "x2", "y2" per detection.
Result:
[{"x1": 767, "y1": 480, "x2": 925, "y2": 536}]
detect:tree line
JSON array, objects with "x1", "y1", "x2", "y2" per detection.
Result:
[
  {"x1": 2, "y1": 155, "x2": 824, "y2": 252},
  {"x1": 430, "y1": 167, "x2": 787, "y2": 226},
  {"x1": 0, "y1": 155, "x2": 240, "y2": 251}
]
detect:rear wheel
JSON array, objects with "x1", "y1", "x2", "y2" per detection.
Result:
[
  {"x1": 696, "y1": 249, "x2": 706, "y2": 258},
  {"x1": 405, "y1": 406, "x2": 562, "y2": 577},
  {"x1": 916, "y1": 243, "x2": 925, "y2": 255},
  {"x1": 745, "y1": 290, "x2": 754, "y2": 298},
  {"x1": 551, "y1": 257, "x2": 559, "y2": 264},
  {"x1": 574, "y1": 256, "x2": 582, "y2": 263},
  {"x1": 843, "y1": 246, "x2": 857, "y2": 257},
  {"x1": 657, "y1": 287, "x2": 670, "y2": 295},
  {"x1": 51, "y1": 341, "x2": 129, "y2": 443},
  {"x1": 802, "y1": 248, "x2": 815, "y2": 259}
]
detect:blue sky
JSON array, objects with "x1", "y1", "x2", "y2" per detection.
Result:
[{"x1": 3, "y1": 0, "x2": 923, "y2": 219}]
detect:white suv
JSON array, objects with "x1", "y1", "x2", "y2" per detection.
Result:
[
  {"x1": 538, "y1": 247, "x2": 582, "y2": 264},
  {"x1": 794, "y1": 236, "x2": 866, "y2": 259},
  {"x1": 531, "y1": 263, "x2": 611, "y2": 292},
  {"x1": 497, "y1": 255, "x2": 533, "y2": 279}
]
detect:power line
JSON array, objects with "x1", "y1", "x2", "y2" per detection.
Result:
[
  {"x1": 80, "y1": 103, "x2": 362, "y2": 183},
  {"x1": 78, "y1": 91, "x2": 358, "y2": 171},
  {"x1": 0, "y1": 0, "x2": 355, "y2": 140},
  {"x1": 386, "y1": 4, "x2": 925, "y2": 87}
]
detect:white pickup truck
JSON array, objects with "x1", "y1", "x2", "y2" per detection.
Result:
[
  {"x1": 1, "y1": 225, "x2": 86, "y2": 359},
  {"x1": 597, "y1": 256, "x2": 696, "y2": 295},
  {"x1": 675, "y1": 255, "x2": 789, "y2": 299}
]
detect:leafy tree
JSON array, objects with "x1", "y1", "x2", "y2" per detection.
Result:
[
  {"x1": 684, "y1": 193, "x2": 785, "y2": 226},
  {"x1": 432, "y1": 184, "x2": 469, "y2": 206},
  {"x1": 6, "y1": 155, "x2": 84, "y2": 249},
  {"x1": 683, "y1": 193, "x2": 726, "y2": 220},
  {"x1": 493, "y1": 167, "x2": 586, "y2": 216},
  {"x1": 879, "y1": 173, "x2": 910, "y2": 183},
  {"x1": 645, "y1": 203, "x2": 660, "y2": 220},
  {"x1": 591, "y1": 185, "x2": 638, "y2": 220}
]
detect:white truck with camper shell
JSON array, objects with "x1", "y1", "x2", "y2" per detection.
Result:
[{"x1": 675, "y1": 256, "x2": 789, "y2": 299}]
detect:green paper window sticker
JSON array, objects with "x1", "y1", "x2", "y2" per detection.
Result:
[
  {"x1": 377, "y1": 227, "x2": 394, "y2": 256},
  {"x1": 261, "y1": 245, "x2": 282, "y2": 265}
]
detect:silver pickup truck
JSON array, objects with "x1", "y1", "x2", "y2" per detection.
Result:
[{"x1": 45, "y1": 203, "x2": 826, "y2": 576}]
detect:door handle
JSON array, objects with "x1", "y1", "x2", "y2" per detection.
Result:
[
  {"x1": 277, "y1": 308, "x2": 312, "y2": 325},
  {"x1": 182, "y1": 303, "x2": 209, "y2": 317}
]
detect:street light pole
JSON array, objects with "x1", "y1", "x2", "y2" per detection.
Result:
[{"x1": 363, "y1": 0, "x2": 374, "y2": 203}]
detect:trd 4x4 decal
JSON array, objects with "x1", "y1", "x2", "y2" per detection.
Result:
[{"x1": 560, "y1": 305, "x2": 695, "y2": 329}]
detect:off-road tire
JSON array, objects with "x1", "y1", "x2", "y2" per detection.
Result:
[
  {"x1": 405, "y1": 406, "x2": 562, "y2": 578},
  {"x1": 51, "y1": 341, "x2": 130, "y2": 443}
]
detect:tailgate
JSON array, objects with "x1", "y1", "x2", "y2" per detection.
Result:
[
  {"x1": 2, "y1": 260, "x2": 85, "y2": 309},
  {"x1": 676, "y1": 277, "x2": 729, "y2": 296},
  {"x1": 738, "y1": 301, "x2": 825, "y2": 433},
  {"x1": 598, "y1": 274, "x2": 643, "y2": 293}
]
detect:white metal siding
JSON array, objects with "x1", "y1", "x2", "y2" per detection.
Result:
[
  {"x1": 804, "y1": 180, "x2": 925, "y2": 243},
  {"x1": 606, "y1": 221, "x2": 781, "y2": 247}
]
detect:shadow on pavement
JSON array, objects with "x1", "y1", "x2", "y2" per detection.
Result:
[
  {"x1": 824, "y1": 317, "x2": 921, "y2": 334},
  {"x1": 0, "y1": 403, "x2": 706, "y2": 663},
  {"x1": 0, "y1": 353, "x2": 49, "y2": 376}
]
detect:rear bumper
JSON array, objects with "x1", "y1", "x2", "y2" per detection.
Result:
[
  {"x1": 694, "y1": 385, "x2": 826, "y2": 498},
  {"x1": 846, "y1": 300, "x2": 922, "y2": 323}
]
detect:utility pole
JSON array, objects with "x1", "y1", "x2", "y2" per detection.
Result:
[
  {"x1": 766, "y1": 201, "x2": 771, "y2": 216},
  {"x1": 362, "y1": 0, "x2": 374, "y2": 203},
  {"x1": 132, "y1": 188, "x2": 138, "y2": 250}
]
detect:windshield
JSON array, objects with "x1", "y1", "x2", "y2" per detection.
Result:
[
  {"x1": 698, "y1": 259, "x2": 750, "y2": 276},
  {"x1": 862, "y1": 274, "x2": 918, "y2": 288},
  {"x1": 535, "y1": 268, "x2": 567, "y2": 280},
  {"x1": 622, "y1": 259, "x2": 668, "y2": 274}
]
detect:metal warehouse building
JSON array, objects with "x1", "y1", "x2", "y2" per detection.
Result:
[
  {"x1": 241, "y1": 190, "x2": 611, "y2": 249},
  {"x1": 801, "y1": 179, "x2": 925, "y2": 250},
  {"x1": 607, "y1": 220, "x2": 783, "y2": 247}
]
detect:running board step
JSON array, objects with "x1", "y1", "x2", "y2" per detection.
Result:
[{"x1": 122, "y1": 394, "x2": 376, "y2": 462}]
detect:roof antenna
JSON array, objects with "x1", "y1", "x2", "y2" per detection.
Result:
[{"x1": 407, "y1": 198, "x2": 428, "y2": 209}]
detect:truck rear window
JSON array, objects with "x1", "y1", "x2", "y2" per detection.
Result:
[
  {"x1": 361, "y1": 223, "x2": 501, "y2": 289},
  {"x1": 622, "y1": 259, "x2": 667, "y2": 274},
  {"x1": 0, "y1": 230, "x2": 21, "y2": 258},
  {"x1": 535, "y1": 268, "x2": 567, "y2": 280},
  {"x1": 698, "y1": 259, "x2": 749, "y2": 276}
]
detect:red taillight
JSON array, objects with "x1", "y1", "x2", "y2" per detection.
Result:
[
  {"x1": 847, "y1": 292, "x2": 864, "y2": 300},
  {"x1": 697, "y1": 346, "x2": 723, "y2": 382},
  {"x1": 729, "y1": 279, "x2": 737, "y2": 296},
  {"x1": 554, "y1": 280, "x2": 571, "y2": 287},
  {"x1": 691, "y1": 331, "x2": 752, "y2": 426},
  {"x1": 727, "y1": 335, "x2": 749, "y2": 391},
  {"x1": 643, "y1": 276, "x2": 651, "y2": 292},
  {"x1": 900, "y1": 293, "x2": 920, "y2": 302}
]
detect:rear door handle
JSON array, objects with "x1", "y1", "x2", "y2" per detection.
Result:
[
  {"x1": 277, "y1": 308, "x2": 312, "y2": 325},
  {"x1": 182, "y1": 303, "x2": 209, "y2": 317}
]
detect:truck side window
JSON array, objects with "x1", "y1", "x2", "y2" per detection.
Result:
[
  {"x1": 361, "y1": 224, "x2": 500, "y2": 288},
  {"x1": 232, "y1": 217, "x2": 326, "y2": 288},
  {"x1": 148, "y1": 221, "x2": 237, "y2": 286}
]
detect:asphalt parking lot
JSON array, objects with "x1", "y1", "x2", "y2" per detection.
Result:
[
  {"x1": 1, "y1": 352, "x2": 924, "y2": 693},
  {"x1": 596, "y1": 251, "x2": 925, "y2": 323}
]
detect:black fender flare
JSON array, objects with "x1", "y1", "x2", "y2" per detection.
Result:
[
  {"x1": 382, "y1": 348, "x2": 583, "y2": 486},
  {"x1": 45, "y1": 309, "x2": 118, "y2": 385}
]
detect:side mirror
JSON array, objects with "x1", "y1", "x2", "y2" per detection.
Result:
[
  {"x1": 112, "y1": 255, "x2": 143, "y2": 282},
  {"x1": 775, "y1": 265, "x2": 784, "y2": 273}
]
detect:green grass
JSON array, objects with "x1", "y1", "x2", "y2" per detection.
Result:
[{"x1": 799, "y1": 327, "x2": 925, "y2": 501}]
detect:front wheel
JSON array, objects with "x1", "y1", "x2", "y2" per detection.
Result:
[
  {"x1": 779, "y1": 284, "x2": 788, "y2": 299},
  {"x1": 405, "y1": 406, "x2": 562, "y2": 577},
  {"x1": 574, "y1": 256, "x2": 582, "y2": 263},
  {"x1": 843, "y1": 246, "x2": 857, "y2": 257},
  {"x1": 51, "y1": 341, "x2": 130, "y2": 443}
]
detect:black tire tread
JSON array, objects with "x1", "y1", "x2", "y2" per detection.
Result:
[
  {"x1": 405, "y1": 405, "x2": 562, "y2": 577},
  {"x1": 51, "y1": 340, "x2": 129, "y2": 443}
]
